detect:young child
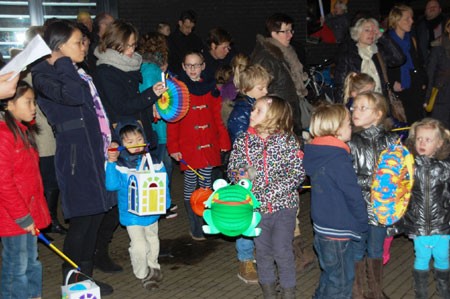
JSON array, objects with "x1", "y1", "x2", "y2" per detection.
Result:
[
  {"x1": 342, "y1": 72, "x2": 375, "y2": 108},
  {"x1": 226, "y1": 61, "x2": 271, "y2": 284},
  {"x1": 167, "y1": 51, "x2": 231, "y2": 241},
  {"x1": 0, "y1": 81, "x2": 51, "y2": 298},
  {"x1": 227, "y1": 95, "x2": 305, "y2": 298},
  {"x1": 348, "y1": 91, "x2": 398, "y2": 299},
  {"x1": 105, "y1": 120, "x2": 170, "y2": 290},
  {"x1": 304, "y1": 104, "x2": 368, "y2": 299},
  {"x1": 403, "y1": 118, "x2": 450, "y2": 299}
]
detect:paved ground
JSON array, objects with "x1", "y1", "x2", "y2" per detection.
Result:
[{"x1": 1, "y1": 165, "x2": 446, "y2": 298}]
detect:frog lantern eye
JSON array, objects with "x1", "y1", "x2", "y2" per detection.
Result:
[
  {"x1": 212, "y1": 179, "x2": 228, "y2": 191},
  {"x1": 238, "y1": 179, "x2": 252, "y2": 190}
]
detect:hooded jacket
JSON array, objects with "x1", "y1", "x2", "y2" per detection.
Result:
[
  {"x1": 402, "y1": 155, "x2": 450, "y2": 236},
  {"x1": 304, "y1": 137, "x2": 368, "y2": 240}
]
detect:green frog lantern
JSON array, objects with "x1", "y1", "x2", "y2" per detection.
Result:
[{"x1": 202, "y1": 179, "x2": 262, "y2": 237}]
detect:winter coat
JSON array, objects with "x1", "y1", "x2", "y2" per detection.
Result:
[
  {"x1": 334, "y1": 34, "x2": 405, "y2": 100},
  {"x1": 0, "y1": 121, "x2": 51, "y2": 236},
  {"x1": 227, "y1": 127, "x2": 305, "y2": 214},
  {"x1": 227, "y1": 94, "x2": 256, "y2": 144},
  {"x1": 250, "y1": 35, "x2": 303, "y2": 135},
  {"x1": 402, "y1": 156, "x2": 450, "y2": 236},
  {"x1": 168, "y1": 28, "x2": 205, "y2": 76},
  {"x1": 348, "y1": 125, "x2": 398, "y2": 226},
  {"x1": 166, "y1": 76, "x2": 231, "y2": 170},
  {"x1": 304, "y1": 137, "x2": 368, "y2": 240},
  {"x1": 94, "y1": 58, "x2": 158, "y2": 147},
  {"x1": 32, "y1": 57, "x2": 116, "y2": 219},
  {"x1": 413, "y1": 14, "x2": 447, "y2": 66}
]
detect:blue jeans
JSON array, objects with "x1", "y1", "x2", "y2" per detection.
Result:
[
  {"x1": 236, "y1": 237, "x2": 254, "y2": 261},
  {"x1": 414, "y1": 235, "x2": 450, "y2": 271},
  {"x1": 353, "y1": 225, "x2": 387, "y2": 261},
  {"x1": 254, "y1": 208, "x2": 297, "y2": 289},
  {"x1": 313, "y1": 234, "x2": 354, "y2": 299},
  {"x1": 1, "y1": 233, "x2": 42, "y2": 298}
]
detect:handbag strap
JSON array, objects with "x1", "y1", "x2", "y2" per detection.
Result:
[
  {"x1": 376, "y1": 52, "x2": 389, "y2": 85},
  {"x1": 138, "y1": 153, "x2": 156, "y2": 173}
]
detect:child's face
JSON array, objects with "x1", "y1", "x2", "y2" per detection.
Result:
[
  {"x1": 337, "y1": 112, "x2": 352, "y2": 142},
  {"x1": 414, "y1": 126, "x2": 443, "y2": 157},
  {"x1": 250, "y1": 100, "x2": 269, "y2": 128},
  {"x1": 245, "y1": 81, "x2": 268, "y2": 99},
  {"x1": 351, "y1": 96, "x2": 382, "y2": 129},
  {"x1": 7, "y1": 89, "x2": 36, "y2": 122},
  {"x1": 182, "y1": 54, "x2": 205, "y2": 81},
  {"x1": 122, "y1": 131, "x2": 145, "y2": 154}
]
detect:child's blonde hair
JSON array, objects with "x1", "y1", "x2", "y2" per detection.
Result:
[
  {"x1": 343, "y1": 72, "x2": 375, "y2": 104},
  {"x1": 253, "y1": 95, "x2": 293, "y2": 136},
  {"x1": 353, "y1": 91, "x2": 389, "y2": 127},
  {"x1": 232, "y1": 54, "x2": 272, "y2": 94},
  {"x1": 309, "y1": 104, "x2": 348, "y2": 137},
  {"x1": 406, "y1": 118, "x2": 450, "y2": 160}
]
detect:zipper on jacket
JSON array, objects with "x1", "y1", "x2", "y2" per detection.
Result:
[
  {"x1": 70, "y1": 144, "x2": 77, "y2": 175},
  {"x1": 425, "y1": 165, "x2": 431, "y2": 235}
]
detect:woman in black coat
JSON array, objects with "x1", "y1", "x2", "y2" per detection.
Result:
[
  {"x1": 32, "y1": 20, "x2": 115, "y2": 295},
  {"x1": 334, "y1": 17, "x2": 405, "y2": 101}
]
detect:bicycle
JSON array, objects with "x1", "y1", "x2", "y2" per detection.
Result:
[{"x1": 304, "y1": 59, "x2": 335, "y2": 104}]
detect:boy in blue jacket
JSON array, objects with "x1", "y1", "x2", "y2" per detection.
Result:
[
  {"x1": 105, "y1": 120, "x2": 170, "y2": 290},
  {"x1": 303, "y1": 104, "x2": 368, "y2": 299}
]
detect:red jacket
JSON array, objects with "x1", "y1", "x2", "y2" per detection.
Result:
[
  {"x1": 0, "y1": 121, "x2": 50, "y2": 237},
  {"x1": 167, "y1": 92, "x2": 231, "y2": 170}
]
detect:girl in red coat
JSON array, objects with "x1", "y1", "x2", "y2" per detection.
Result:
[
  {"x1": 167, "y1": 51, "x2": 231, "y2": 240},
  {"x1": 0, "y1": 81, "x2": 50, "y2": 299}
]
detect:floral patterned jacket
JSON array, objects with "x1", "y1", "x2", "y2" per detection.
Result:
[{"x1": 227, "y1": 127, "x2": 305, "y2": 214}]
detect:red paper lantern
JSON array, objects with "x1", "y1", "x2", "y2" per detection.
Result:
[{"x1": 190, "y1": 187, "x2": 213, "y2": 216}]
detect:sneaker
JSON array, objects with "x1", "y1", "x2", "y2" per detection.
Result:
[
  {"x1": 169, "y1": 203, "x2": 178, "y2": 212},
  {"x1": 141, "y1": 268, "x2": 163, "y2": 290},
  {"x1": 164, "y1": 210, "x2": 178, "y2": 219},
  {"x1": 189, "y1": 232, "x2": 206, "y2": 241},
  {"x1": 237, "y1": 261, "x2": 258, "y2": 284}
]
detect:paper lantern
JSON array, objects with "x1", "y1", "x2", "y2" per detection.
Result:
[
  {"x1": 190, "y1": 187, "x2": 213, "y2": 216},
  {"x1": 156, "y1": 77, "x2": 190, "y2": 122}
]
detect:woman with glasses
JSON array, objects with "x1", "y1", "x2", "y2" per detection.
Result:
[
  {"x1": 93, "y1": 19, "x2": 166, "y2": 274},
  {"x1": 334, "y1": 17, "x2": 405, "y2": 102}
]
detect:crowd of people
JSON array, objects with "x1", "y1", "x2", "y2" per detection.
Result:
[{"x1": 0, "y1": 0, "x2": 450, "y2": 298}]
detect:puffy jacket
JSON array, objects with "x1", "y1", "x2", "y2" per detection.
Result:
[
  {"x1": 402, "y1": 156, "x2": 450, "y2": 236},
  {"x1": 0, "y1": 121, "x2": 51, "y2": 236},
  {"x1": 227, "y1": 94, "x2": 256, "y2": 144},
  {"x1": 334, "y1": 34, "x2": 405, "y2": 100},
  {"x1": 348, "y1": 125, "x2": 398, "y2": 226},
  {"x1": 227, "y1": 127, "x2": 305, "y2": 214}
]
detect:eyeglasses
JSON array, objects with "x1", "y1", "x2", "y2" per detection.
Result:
[
  {"x1": 349, "y1": 106, "x2": 374, "y2": 112},
  {"x1": 415, "y1": 137, "x2": 436, "y2": 144},
  {"x1": 276, "y1": 29, "x2": 295, "y2": 35},
  {"x1": 183, "y1": 63, "x2": 203, "y2": 70},
  {"x1": 125, "y1": 43, "x2": 137, "y2": 49}
]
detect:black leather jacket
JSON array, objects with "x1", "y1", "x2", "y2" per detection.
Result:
[
  {"x1": 348, "y1": 125, "x2": 398, "y2": 226},
  {"x1": 402, "y1": 156, "x2": 450, "y2": 236}
]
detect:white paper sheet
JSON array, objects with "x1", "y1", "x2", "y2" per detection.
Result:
[{"x1": 0, "y1": 35, "x2": 51, "y2": 81}]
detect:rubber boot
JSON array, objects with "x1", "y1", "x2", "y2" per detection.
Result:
[
  {"x1": 280, "y1": 287, "x2": 296, "y2": 299},
  {"x1": 78, "y1": 261, "x2": 114, "y2": 296},
  {"x1": 44, "y1": 189, "x2": 67, "y2": 234},
  {"x1": 365, "y1": 258, "x2": 390, "y2": 299},
  {"x1": 434, "y1": 269, "x2": 450, "y2": 299},
  {"x1": 293, "y1": 235, "x2": 315, "y2": 273},
  {"x1": 412, "y1": 269, "x2": 428, "y2": 299},
  {"x1": 352, "y1": 259, "x2": 366, "y2": 299},
  {"x1": 184, "y1": 200, "x2": 205, "y2": 240},
  {"x1": 260, "y1": 282, "x2": 277, "y2": 299}
]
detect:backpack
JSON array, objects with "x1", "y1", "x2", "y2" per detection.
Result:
[{"x1": 370, "y1": 139, "x2": 415, "y2": 225}]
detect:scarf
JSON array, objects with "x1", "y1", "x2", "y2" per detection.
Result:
[
  {"x1": 94, "y1": 47, "x2": 142, "y2": 72},
  {"x1": 310, "y1": 136, "x2": 350, "y2": 153},
  {"x1": 178, "y1": 72, "x2": 220, "y2": 97},
  {"x1": 265, "y1": 37, "x2": 308, "y2": 97},
  {"x1": 77, "y1": 68, "x2": 112, "y2": 157},
  {"x1": 389, "y1": 30, "x2": 413, "y2": 89},
  {"x1": 357, "y1": 43, "x2": 382, "y2": 93}
]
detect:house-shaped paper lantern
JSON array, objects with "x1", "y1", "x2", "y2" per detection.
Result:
[{"x1": 127, "y1": 153, "x2": 167, "y2": 216}]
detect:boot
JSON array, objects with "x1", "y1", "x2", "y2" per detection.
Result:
[
  {"x1": 237, "y1": 261, "x2": 258, "y2": 284},
  {"x1": 413, "y1": 269, "x2": 428, "y2": 299},
  {"x1": 44, "y1": 189, "x2": 67, "y2": 234},
  {"x1": 93, "y1": 244, "x2": 123, "y2": 273},
  {"x1": 293, "y1": 235, "x2": 316, "y2": 273},
  {"x1": 434, "y1": 269, "x2": 450, "y2": 299},
  {"x1": 260, "y1": 282, "x2": 277, "y2": 299},
  {"x1": 352, "y1": 260, "x2": 366, "y2": 299},
  {"x1": 184, "y1": 200, "x2": 205, "y2": 240},
  {"x1": 280, "y1": 287, "x2": 296, "y2": 299},
  {"x1": 365, "y1": 258, "x2": 390, "y2": 299},
  {"x1": 78, "y1": 261, "x2": 114, "y2": 296}
]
